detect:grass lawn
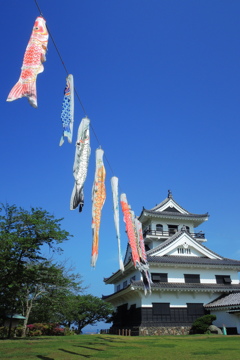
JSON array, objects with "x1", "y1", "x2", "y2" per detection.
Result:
[{"x1": 0, "y1": 334, "x2": 239, "y2": 360}]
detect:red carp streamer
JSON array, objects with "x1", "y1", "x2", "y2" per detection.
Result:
[
  {"x1": 7, "y1": 16, "x2": 49, "y2": 108},
  {"x1": 120, "y1": 193, "x2": 151, "y2": 294}
]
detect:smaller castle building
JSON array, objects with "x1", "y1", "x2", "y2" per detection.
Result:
[{"x1": 103, "y1": 191, "x2": 240, "y2": 335}]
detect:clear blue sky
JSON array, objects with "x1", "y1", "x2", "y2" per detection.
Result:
[{"x1": 1, "y1": 1, "x2": 240, "y2": 331}]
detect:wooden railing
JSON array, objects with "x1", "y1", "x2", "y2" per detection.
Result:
[{"x1": 143, "y1": 229, "x2": 205, "y2": 239}]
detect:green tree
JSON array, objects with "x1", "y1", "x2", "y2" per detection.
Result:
[
  {"x1": 28, "y1": 269, "x2": 85, "y2": 325},
  {"x1": 64, "y1": 294, "x2": 114, "y2": 333},
  {"x1": 0, "y1": 204, "x2": 72, "y2": 336},
  {"x1": 20, "y1": 261, "x2": 83, "y2": 336}
]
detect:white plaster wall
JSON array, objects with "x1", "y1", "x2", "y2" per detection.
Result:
[
  {"x1": 114, "y1": 270, "x2": 140, "y2": 292},
  {"x1": 211, "y1": 311, "x2": 240, "y2": 334},
  {"x1": 127, "y1": 297, "x2": 142, "y2": 308},
  {"x1": 149, "y1": 266, "x2": 239, "y2": 284},
  {"x1": 140, "y1": 291, "x2": 221, "y2": 307},
  {"x1": 151, "y1": 240, "x2": 165, "y2": 248},
  {"x1": 168, "y1": 247, "x2": 202, "y2": 257}
]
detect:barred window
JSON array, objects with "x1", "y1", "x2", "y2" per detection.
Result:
[
  {"x1": 215, "y1": 275, "x2": 231, "y2": 284},
  {"x1": 152, "y1": 303, "x2": 170, "y2": 315},
  {"x1": 184, "y1": 274, "x2": 200, "y2": 283},
  {"x1": 187, "y1": 303, "x2": 204, "y2": 316},
  {"x1": 151, "y1": 273, "x2": 168, "y2": 283}
]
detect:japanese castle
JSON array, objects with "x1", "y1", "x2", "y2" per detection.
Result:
[{"x1": 103, "y1": 191, "x2": 240, "y2": 335}]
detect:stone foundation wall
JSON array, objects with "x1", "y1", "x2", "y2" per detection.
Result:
[{"x1": 139, "y1": 326, "x2": 191, "y2": 336}]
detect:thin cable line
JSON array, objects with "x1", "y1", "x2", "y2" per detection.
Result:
[
  {"x1": 34, "y1": 0, "x2": 42, "y2": 16},
  {"x1": 34, "y1": 0, "x2": 87, "y2": 116},
  {"x1": 34, "y1": 0, "x2": 117, "y2": 178}
]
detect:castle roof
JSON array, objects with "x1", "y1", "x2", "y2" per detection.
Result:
[
  {"x1": 131, "y1": 280, "x2": 240, "y2": 293},
  {"x1": 148, "y1": 255, "x2": 240, "y2": 268},
  {"x1": 103, "y1": 282, "x2": 240, "y2": 302},
  {"x1": 205, "y1": 292, "x2": 240, "y2": 311},
  {"x1": 138, "y1": 191, "x2": 208, "y2": 227}
]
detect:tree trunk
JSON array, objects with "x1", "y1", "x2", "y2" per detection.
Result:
[
  {"x1": 7, "y1": 312, "x2": 14, "y2": 339},
  {"x1": 21, "y1": 301, "x2": 32, "y2": 337},
  {"x1": 78, "y1": 322, "x2": 84, "y2": 334}
]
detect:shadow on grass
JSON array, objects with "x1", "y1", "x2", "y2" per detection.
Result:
[
  {"x1": 81, "y1": 341, "x2": 114, "y2": 348},
  {"x1": 97, "y1": 336, "x2": 127, "y2": 343},
  {"x1": 153, "y1": 344, "x2": 176, "y2": 348},
  {"x1": 59, "y1": 348, "x2": 91, "y2": 358},
  {"x1": 74, "y1": 345, "x2": 104, "y2": 351},
  {"x1": 192, "y1": 351, "x2": 220, "y2": 355},
  {"x1": 37, "y1": 356, "x2": 55, "y2": 360}
]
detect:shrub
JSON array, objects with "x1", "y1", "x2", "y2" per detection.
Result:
[
  {"x1": 0, "y1": 326, "x2": 8, "y2": 338},
  {"x1": 0, "y1": 325, "x2": 23, "y2": 338},
  {"x1": 64, "y1": 327, "x2": 76, "y2": 336},
  {"x1": 27, "y1": 323, "x2": 64, "y2": 336},
  {"x1": 191, "y1": 314, "x2": 217, "y2": 334}
]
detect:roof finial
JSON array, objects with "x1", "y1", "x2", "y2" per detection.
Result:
[{"x1": 168, "y1": 189, "x2": 172, "y2": 198}]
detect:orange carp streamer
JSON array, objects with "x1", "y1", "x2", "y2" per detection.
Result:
[
  {"x1": 91, "y1": 149, "x2": 106, "y2": 267},
  {"x1": 7, "y1": 16, "x2": 49, "y2": 108}
]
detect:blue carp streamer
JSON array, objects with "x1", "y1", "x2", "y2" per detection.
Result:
[{"x1": 59, "y1": 74, "x2": 74, "y2": 145}]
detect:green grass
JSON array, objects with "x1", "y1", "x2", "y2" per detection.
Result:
[{"x1": 0, "y1": 334, "x2": 240, "y2": 360}]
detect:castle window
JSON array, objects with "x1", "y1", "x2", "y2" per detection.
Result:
[
  {"x1": 116, "y1": 284, "x2": 121, "y2": 292},
  {"x1": 187, "y1": 303, "x2": 204, "y2": 316},
  {"x1": 215, "y1": 275, "x2": 231, "y2": 284},
  {"x1": 130, "y1": 276, "x2": 136, "y2": 282},
  {"x1": 152, "y1": 303, "x2": 170, "y2": 315},
  {"x1": 123, "y1": 280, "x2": 128, "y2": 288},
  {"x1": 156, "y1": 224, "x2": 163, "y2": 233},
  {"x1": 168, "y1": 225, "x2": 178, "y2": 235},
  {"x1": 184, "y1": 274, "x2": 200, "y2": 283},
  {"x1": 151, "y1": 273, "x2": 168, "y2": 283}
]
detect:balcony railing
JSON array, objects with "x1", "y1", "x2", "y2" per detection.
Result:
[{"x1": 143, "y1": 229, "x2": 205, "y2": 239}]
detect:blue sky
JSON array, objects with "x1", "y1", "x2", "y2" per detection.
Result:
[{"x1": 1, "y1": 1, "x2": 240, "y2": 331}]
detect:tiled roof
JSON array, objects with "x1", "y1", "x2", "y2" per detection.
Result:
[
  {"x1": 205, "y1": 292, "x2": 240, "y2": 309},
  {"x1": 148, "y1": 255, "x2": 240, "y2": 267},
  {"x1": 150, "y1": 195, "x2": 189, "y2": 213},
  {"x1": 102, "y1": 283, "x2": 240, "y2": 301},
  {"x1": 102, "y1": 284, "x2": 131, "y2": 300},
  {"x1": 143, "y1": 209, "x2": 208, "y2": 219},
  {"x1": 146, "y1": 230, "x2": 184, "y2": 255},
  {"x1": 131, "y1": 280, "x2": 240, "y2": 293}
]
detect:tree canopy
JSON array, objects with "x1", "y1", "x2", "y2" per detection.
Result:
[
  {"x1": 58, "y1": 294, "x2": 114, "y2": 333},
  {"x1": 0, "y1": 204, "x2": 79, "y2": 336},
  {"x1": 0, "y1": 204, "x2": 112, "y2": 337}
]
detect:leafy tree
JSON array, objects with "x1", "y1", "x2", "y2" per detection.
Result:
[
  {"x1": 59, "y1": 294, "x2": 114, "y2": 333},
  {"x1": 0, "y1": 204, "x2": 72, "y2": 336},
  {"x1": 28, "y1": 270, "x2": 85, "y2": 325},
  {"x1": 20, "y1": 261, "x2": 83, "y2": 336}
]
